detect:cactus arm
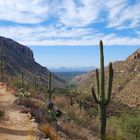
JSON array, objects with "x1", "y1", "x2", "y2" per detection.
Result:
[
  {"x1": 105, "y1": 62, "x2": 113, "y2": 105},
  {"x1": 92, "y1": 87, "x2": 100, "y2": 104},
  {"x1": 99, "y1": 40, "x2": 105, "y2": 101}
]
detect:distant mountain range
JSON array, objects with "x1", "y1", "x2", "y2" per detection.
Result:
[{"x1": 50, "y1": 66, "x2": 96, "y2": 73}]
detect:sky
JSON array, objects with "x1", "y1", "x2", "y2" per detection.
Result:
[{"x1": 0, "y1": 0, "x2": 140, "y2": 68}]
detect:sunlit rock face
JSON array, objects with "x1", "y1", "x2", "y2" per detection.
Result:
[{"x1": 127, "y1": 48, "x2": 140, "y2": 60}]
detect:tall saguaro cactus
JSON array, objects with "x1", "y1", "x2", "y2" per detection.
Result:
[
  {"x1": 0, "y1": 57, "x2": 6, "y2": 81},
  {"x1": 48, "y1": 72, "x2": 53, "y2": 100},
  {"x1": 21, "y1": 71, "x2": 24, "y2": 88},
  {"x1": 92, "y1": 40, "x2": 113, "y2": 140},
  {"x1": 0, "y1": 46, "x2": 6, "y2": 81}
]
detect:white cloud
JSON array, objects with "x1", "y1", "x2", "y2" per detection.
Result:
[
  {"x1": 106, "y1": 0, "x2": 140, "y2": 29},
  {"x1": 0, "y1": 0, "x2": 102, "y2": 26},
  {"x1": 0, "y1": 0, "x2": 139, "y2": 29},
  {"x1": 58, "y1": 0, "x2": 102, "y2": 27},
  {"x1": 0, "y1": 25, "x2": 140, "y2": 46},
  {"x1": 0, "y1": 0, "x2": 49, "y2": 24}
]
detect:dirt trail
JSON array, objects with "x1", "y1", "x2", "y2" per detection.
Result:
[{"x1": 0, "y1": 83, "x2": 41, "y2": 140}]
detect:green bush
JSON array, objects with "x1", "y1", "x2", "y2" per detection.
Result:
[
  {"x1": 45, "y1": 109, "x2": 57, "y2": 122},
  {"x1": 119, "y1": 114, "x2": 140, "y2": 139},
  {"x1": 107, "y1": 114, "x2": 140, "y2": 140},
  {"x1": 67, "y1": 111, "x2": 90, "y2": 128},
  {"x1": 12, "y1": 79, "x2": 23, "y2": 89},
  {"x1": 15, "y1": 88, "x2": 31, "y2": 98}
]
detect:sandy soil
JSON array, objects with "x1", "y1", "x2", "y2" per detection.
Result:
[{"x1": 0, "y1": 83, "x2": 41, "y2": 140}]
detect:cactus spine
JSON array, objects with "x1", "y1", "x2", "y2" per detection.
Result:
[{"x1": 92, "y1": 40, "x2": 113, "y2": 140}]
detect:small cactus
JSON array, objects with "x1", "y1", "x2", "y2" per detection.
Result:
[{"x1": 91, "y1": 40, "x2": 113, "y2": 140}]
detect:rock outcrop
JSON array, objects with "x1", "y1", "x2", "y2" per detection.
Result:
[
  {"x1": 0, "y1": 36, "x2": 65, "y2": 88},
  {"x1": 127, "y1": 48, "x2": 140, "y2": 60}
]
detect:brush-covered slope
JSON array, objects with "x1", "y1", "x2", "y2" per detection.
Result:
[
  {"x1": 72, "y1": 48, "x2": 140, "y2": 108},
  {"x1": 0, "y1": 36, "x2": 65, "y2": 88}
]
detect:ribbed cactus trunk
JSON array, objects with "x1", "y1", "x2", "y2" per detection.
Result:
[
  {"x1": 92, "y1": 40, "x2": 113, "y2": 140},
  {"x1": 99, "y1": 103, "x2": 106, "y2": 139}
]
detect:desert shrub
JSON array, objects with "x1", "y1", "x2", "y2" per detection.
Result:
[
  {"x1": 86, "y1": 108, "x2": 98, "y2": 117},
  {"x1": 12, "y1": 79, "x2": 23, "y2": 89},
  {"x1": 39, "y1": 124, "x2": 59, "y2": 140},
  {"x1": 107, "y1": 114, "x2": 140, "y2": 140},
  {"x1": 119, "y1": 114, "x2": 140, "y2": 139},
  {"x1": 67, "y1": 110, "x2": 90, "y2": 128},
  {"x1": 14, "y1": 88, "x2": 31, "y2": 98},
  {"x1": 45, "y1": 109, "x2": 57, "y2": 122}
]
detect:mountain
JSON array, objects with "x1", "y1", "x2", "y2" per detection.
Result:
[
  {"x1": 50, "y1": 66, "x2": 95, "y2": 73},
  {"x1": 0, "y1": 36, "x2": 65, "y2": 88},
  {"x1": 72, "y1": 48, "x2": 140, "y2": 108}
]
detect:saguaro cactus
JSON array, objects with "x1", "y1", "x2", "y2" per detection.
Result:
[
  {"x1": 21, "y1": 71, "x2": 24, "y2": 87},
  {"x1": 92, "y1": 40, "x2": 113, "y2": 140},
  {"x1": 79, "y1": 100, "x2": 82, "y2": 112},
  {"x1": 48, "y1": 72, "x2": 53, "y2": 100},
  {"x1": 0, "y1": 46, "x2": 6, "y2": 81},
  {"x1": 0, "y1": 57, "x2": 6, "y2": 81}
]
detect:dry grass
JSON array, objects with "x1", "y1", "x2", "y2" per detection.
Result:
[
  {"x1": 39, "y1": 124, "x2": 60, "y2": 140},
  {"x1": 53, "y1": 95, "x2": 70, "y2": 109},
  {"x1": 27, "y1": 128, "x2": 39, "y2": 140},
  {"x1": 62, "y1": 122, "x2": 96, "y2": 140}
]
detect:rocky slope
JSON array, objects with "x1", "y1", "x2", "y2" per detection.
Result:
[
  {"x1": 72, "y1": 48, "x2": 140, "y2": 108},
  {"x1": 0, "y1": 36, "x2": 65, "y2": 88}
]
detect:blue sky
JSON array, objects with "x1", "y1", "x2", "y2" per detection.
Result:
[{"x1": 0, "y1": 0, "x2": 140, "y2": 68}]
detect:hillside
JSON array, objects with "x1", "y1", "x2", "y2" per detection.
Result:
[
  {"x1": 0, "y1": 36, "x2": 65, "y2": 88},
  {"x1": 72, "y1": 48, "x2": 140, "y2": 108}
]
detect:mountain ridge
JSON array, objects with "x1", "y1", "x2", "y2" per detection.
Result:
[{"x1": 0, "y1": 36, "x2": 65, "y2": 88}]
